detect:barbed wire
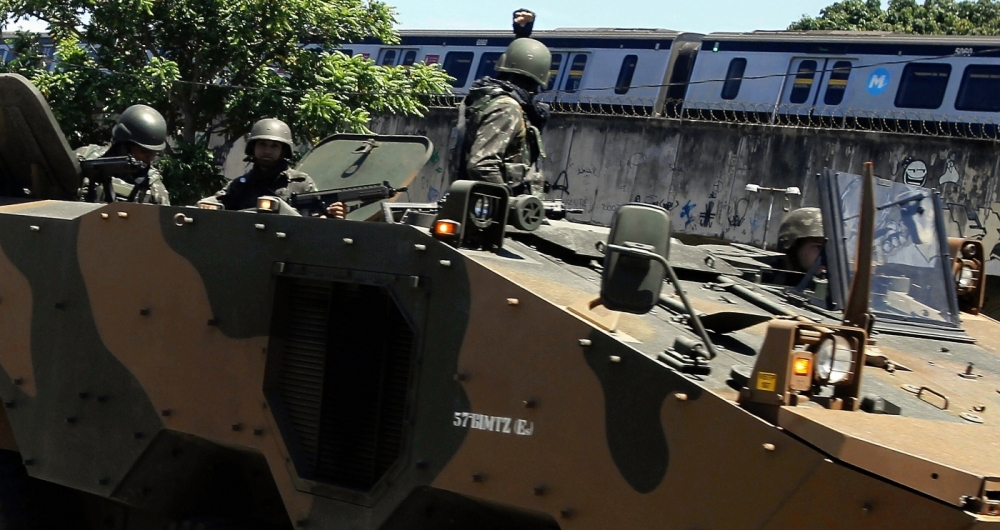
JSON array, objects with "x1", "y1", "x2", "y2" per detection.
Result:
[{"x1": 425, "y1": 94, "x2": 1000, "y2": 140}]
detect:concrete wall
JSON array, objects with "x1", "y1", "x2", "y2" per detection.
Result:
[{"x1": 371, "y1": 109, "x2": 1000, "y2": 259}]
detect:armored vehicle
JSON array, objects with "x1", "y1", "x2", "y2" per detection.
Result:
[{"x1": 0, "y1": 72, "x2": 998, "y2": 529}]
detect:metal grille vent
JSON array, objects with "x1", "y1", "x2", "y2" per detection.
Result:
[{"x1": 272, "y1": 277, "x2": 414, "y2": 491}]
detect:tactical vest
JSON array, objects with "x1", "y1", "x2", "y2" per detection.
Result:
[{"x1": 458, "y1": 90, "x2": 545, "y2": 194}]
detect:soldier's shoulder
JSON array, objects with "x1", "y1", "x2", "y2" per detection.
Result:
[
  {"x1": 284, "y1": 168, "x2": 312, "y2": 183},
  {"x1": 75, "y1": 144, "x2": 110, "y2": 160}
]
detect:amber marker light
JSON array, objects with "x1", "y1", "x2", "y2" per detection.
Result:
[
  {"x1": 434, "y1": 220, "x2": 460, "y2": 237},
  {"x1": 793, "y1": 357, "x2": 812, "y2": 377},
  {"x1": 257, "y1": 197, "x2": 276, "y2": 212}
]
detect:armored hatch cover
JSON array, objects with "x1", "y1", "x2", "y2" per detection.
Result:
[
  {"x1": 0, "y1": 74, "x2": 80, "y2": 198},
  {"x1": 523, "y1": 220, "x2": 740, "y2": 276},
  {"x1": 296, "y1": 133, "x2": 432, "y2": 221}
]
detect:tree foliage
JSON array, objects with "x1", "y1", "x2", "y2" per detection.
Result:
[
  {"x1": 790, "y1": 0, "x2": 1000, "y2": 34},
  {"x1": 0, "y1": 0, "x2": 453, "y2": 203}
]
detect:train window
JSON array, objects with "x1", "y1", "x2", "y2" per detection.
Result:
[
  {"x1": 895, "y1": 63, "x2": 951, "y2": 109},
  {"x1": 823, "y1": 61, "x2": 852, "y2": 105},
  {"x1": 789, "y1": 60, "x2": 817, "y2": 104},
  {"x1": 475, "y1": 52, "x2": 503, "y2": 80},
  {"x1": 546, "y1": 54, "x2": 563, "y2": 91},
  {"x1": 956, "y1": 65, "x2": 1000, "y2": 112},
  {"x1": 401, "y1": 50, "x2": 416, "y2": 66},
  {"x1": 721, "y1": 58, "x2": 747, "y2": 100},
  {"x1": 563, "y1": 54, "x2": 588, "y2": 93},
  {"x1": 443, "y1": 52, "x2": 475, "y2": 87},
  {"x1": 615, "y1": 55, "x2": 639, "y2": 95},
  {"x1": 380, "y1": 50, "x2": 397, "y2": 66}
]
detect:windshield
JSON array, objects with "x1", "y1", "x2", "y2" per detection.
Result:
[{"x1": 833, "y1": 172, "x2": 959, "y2": 326}]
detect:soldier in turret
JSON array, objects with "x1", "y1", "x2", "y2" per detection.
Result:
[
  {"x1": 456, "y1": 37, "x2": 551, "y2": 197},
  {"x1": 77, "y1": 104, "x2": 171, "y2": 205},
  {"x1": 210, "y1": 118, "x2": 344, "y2": 218},
  {"x1": 777, "y1": 207, "x2": 826, "y2": 273}
]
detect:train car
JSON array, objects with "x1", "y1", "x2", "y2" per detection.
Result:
[
  {"x1": 348, "y1": 28, "x2": 702, "y2": 110},
  {"x1": 684, "y1": 31, "x2": 1000, "y2": 124},
  {"x1": 0, "y1": 32, "x2": 58, "y2": 71}
]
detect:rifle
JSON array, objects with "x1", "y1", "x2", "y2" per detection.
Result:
[
  {"x1": 290, "y1": 181, "x2": 406, "y2": 216},
  {"x1": 80, "y1": 156, "x2": 147, "y2": 203}
]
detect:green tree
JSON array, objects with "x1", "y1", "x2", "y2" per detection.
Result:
[
  {"x1": 790, "y1": 0, "x2": 1000, "y2": 35},
  {"x1": 0, "y1": 0, "x2": 452, "y2": 204}
]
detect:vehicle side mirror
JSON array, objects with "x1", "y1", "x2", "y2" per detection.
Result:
[{"x1": 600, "y1": 203, "x2": 671, "y2": 314}]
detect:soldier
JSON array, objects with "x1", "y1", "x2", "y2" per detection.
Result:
[
  {"x1": 777, "y1": 207, "x2": 825, "y2": 272},
  {"x1": 456, "y1": 37, "x2": 551, "y2": 196},
  {"x1": 210, "y1": 118, "x2": 344, "y2": 218},
  {"x1": 77, "y1": 104, "x2": 170, "y2": 205}
]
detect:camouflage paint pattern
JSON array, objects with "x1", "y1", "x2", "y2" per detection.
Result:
[{"x1": 0, "y1": 200, "x2": 991, "y2": 528}]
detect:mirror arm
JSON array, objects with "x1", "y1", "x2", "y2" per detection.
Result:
[{"x1": 606, "y1": 244, "x2": 719, "y2": 360}]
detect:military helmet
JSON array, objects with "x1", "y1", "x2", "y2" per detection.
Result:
[
  {"x1": 245, "y1": 118, "x2": 294, "y2": 158},
  {"x1": 777, "y1": 207, "x2": 824, "y2": 252},
  {"x1": 111, "y1": 105, "x2": 167, "y2": 152},
  {"x1": 495, "y1": 38, "x2": 552, "y2": 87}
]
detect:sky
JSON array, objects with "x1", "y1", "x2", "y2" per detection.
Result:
[
  {"x1": 386, "y1": 0, "x2": 871, "y2": 34},
  {"x1": 7, "y1": 0, "x2": 890, "y2": 34}
]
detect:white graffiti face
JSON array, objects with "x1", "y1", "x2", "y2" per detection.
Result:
[{"x1": 903, "y1": 160, "x2": 928, "y2": 186}]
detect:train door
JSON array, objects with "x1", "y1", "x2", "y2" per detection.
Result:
[
  {"x1": 376, "y1": 48, "x2": 418, "y2": 66},
  {"x1": 544, "y1": 52, "x2": 589, "y2": 102},
  {"x1": 779, "y1": 57, "x2": 855, "y2": 109}
]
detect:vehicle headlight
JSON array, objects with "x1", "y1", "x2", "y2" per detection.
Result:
[{"x1": 814, "y1": 336, "x2": 854, "y2": 384}]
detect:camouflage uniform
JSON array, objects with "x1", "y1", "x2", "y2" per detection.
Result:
[
  {"x1": 76, "y1": 144, "x2": 171, "y2": 205},
  {"x1": 212, "y1": 160, "x2": 316, "y2": 211},
  {"x1": 461, "y1": 83, "x2": 545, "y2": 196}
]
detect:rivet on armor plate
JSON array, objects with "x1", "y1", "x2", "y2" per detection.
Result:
[
  {"x1": 440, "y1": 260, "x2": 452, "y2": 267},
  {"x1": 410, "y1": 276, "x2": 420, "y2": 288},
  {"x1": 578, "y1": 339, "x2": 592, "y2": 347},
  {"x1": 100, "y1": 213, "x2": 109, "y2": 219},
  {"x1": 507, "y1": 298, "x2": 520, "y2": 305},
  {"x1": 160, "y1": 409, "x2": 172, "y2": 417},
  {"x1": 343, "y1": 238, "x2": 354, "y2": 245},
  {"x1": 117, "y1": 212, "x2": 128, "y2": 219},
  {"x1": 560, "y1": 508, "x2": 575, "y2": 519},
  {"x1": 12, "y1": 378, "x2": 22, "y2": 386},
  {"x1": 763, "y1": 443, "x2": 776, "y2": 451},
  {"x1": 524, "y1": 400, "x2": 536, "y2": 409},
  {"x1": 254, "y1": 223, "x2": 265, "y2": 230},
  {"x1": 674, "y1": 393, "x2": 688, "y2": 401},
  {"x1": 533, "y1": 485, "x2": 547, "y2": 496},
  {"x1": 29, "y1": 226, "x2": 39, "y2": 232},
  {"x1": 414, "y1": 244, "x2": 426, "y2": 251},
  {"x1": 276, "y1": 232, "x2": 286, "y2": 239},
  {"x1": 609, "y1": 355, "x2": 622, "y2": 363},
  {"x1": 253, "y1": 428, "x2": 264, "y2": 436}
]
